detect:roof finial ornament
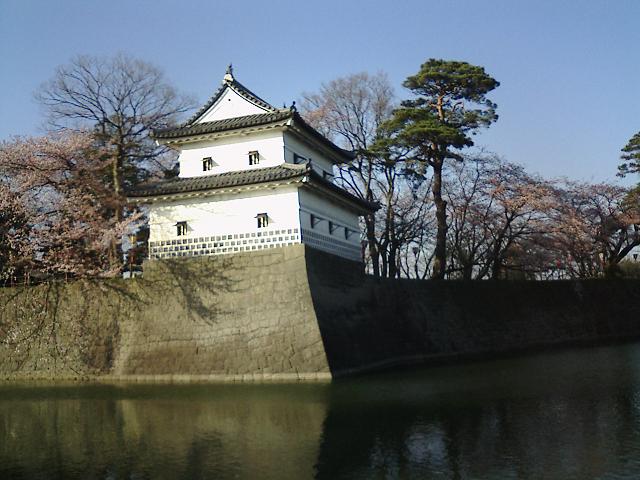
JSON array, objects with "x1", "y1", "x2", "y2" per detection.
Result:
[
  {"x1": 290, "y1": 100, "x2": 297, "y2": 112},
  {"x1": 223, "y1": 63, "x2": 234, "y2": 83}
]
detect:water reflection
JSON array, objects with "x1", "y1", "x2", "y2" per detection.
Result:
[
  {"x1": 3, "y1": 344, "x2": 640, "y2": 479},
  {"x1": 0, "y1": 384, "x2": 330, "y2": 479}
]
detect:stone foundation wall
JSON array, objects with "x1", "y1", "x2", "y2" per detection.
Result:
[
  {"x1": 1, "y1": 245, "x2": 639, "y2": 381},
  {"x1": 305, "y1": 248, "x2": 640, "y2": 376},
  {"x1": 0, "y1": 245, "x2": 329, "y2": 381}
]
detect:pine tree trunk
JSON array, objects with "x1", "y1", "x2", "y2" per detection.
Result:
[
  {"x1": 432, "y1": 159, "x2": 447, "y2": 280},
  {"x1": 365, "y1": 214, "x2": 380, "y2": 276},
  {"x1": 388, "y1": 246, "x2": 397, "y2": 278},
  {"x1": 462, "y1": 261, "x2": 473, "y2": 280}
]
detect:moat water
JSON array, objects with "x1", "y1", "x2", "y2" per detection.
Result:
[{"x1": 3, "y1": 343, "x2": 640, "y2": 479}]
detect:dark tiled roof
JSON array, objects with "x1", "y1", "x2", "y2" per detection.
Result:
[
  {"x1": 128, "y1": 164, "x2": 307, "y2": 198},
  {"x1": 288, "y1": 113, "x2": 356, "y2": 161},
  {"x1": 307, "y1": 170, "x2": 379, "y2": 213},
  {"x1": 182, "y1": 77, "x2": 277, "y2": 126},
  {"x1": 154, "y1": 111, "x2": 292, "y2": 139},
  {"x1": 127, "y1": 163, "x2": 378, "y2": 213},
  {"x1": 154, "y1": 110, "x2": 356, "y2": 162}
]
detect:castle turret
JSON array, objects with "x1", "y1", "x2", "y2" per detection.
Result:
[{"x1": 128, "y1": 67, "x2": 376, "y2": 262}]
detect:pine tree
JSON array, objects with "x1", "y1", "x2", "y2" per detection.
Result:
[
  {"x1": 618, "y1": 131, "x2": 640, "y2": 179},
  {"x1": 378, "y1": 59, "x2": 499, "y2": 279}
]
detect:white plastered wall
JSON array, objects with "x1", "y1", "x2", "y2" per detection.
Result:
[
  {"x1": 178, "y1": 130, "x2": 285, "y2": 177},
  {"x1": 298, "y1": 188, "x2": 362, "y2": 261},
  {"x1": 149, "y1": 187, "x2": 301, "y2": 242},
  {"x1": 197, "y1": 87, "x2": 269, "y2": 123}
]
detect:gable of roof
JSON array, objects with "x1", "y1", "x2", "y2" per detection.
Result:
[
  {"x1": 154, "y1": 66, "x2": 357, "y2": 163},
  {"x1": 183, "y1": 70, "x2": 278, "y2": 126}
]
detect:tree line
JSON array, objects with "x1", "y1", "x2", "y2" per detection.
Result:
[
  {"x1": 0, "y1": 54, "x2": 638, "y2": 285},
  {"x1": 300, "y1": 64, "x2": 640, "y2": 280}
]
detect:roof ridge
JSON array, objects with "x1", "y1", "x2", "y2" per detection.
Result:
[
  {"x1": 153, "y1": 111, "x2": 293, "y2": 139},
  {"x1": 192, "y1": 110, "x2": 290, "y2": 127}
]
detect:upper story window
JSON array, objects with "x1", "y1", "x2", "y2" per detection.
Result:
[
  {"x1": 202, "y1": 157, "x2": 215, "y2": 171},
  {"x1": 249, "y1": 151, "x2": 259, "y2": 165},
  {"x1": 176, "y1": 221, "x2": 188, "y2": 236},
  {"x1": 256, "y1": 213, "x2": 269, "y2": 228}
]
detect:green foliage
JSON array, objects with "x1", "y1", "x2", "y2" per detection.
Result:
[
  {"x1": 376, "y1": 59, "x2": 499, "y2": 168},
  {"x1": 379, "y1": 108, "x2": 471, "y2": 163},
  {"x1": 618, "y1": 131, "x2": 640, "y2": 178},
  {"x1": 401, "y1": 59, "x2": 499, "y2": 132}
]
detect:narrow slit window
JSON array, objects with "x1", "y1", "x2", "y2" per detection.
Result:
[
  {"x1": 293, "y1": 153, "x2": 307, "y2": 164},
  {"x1": 176, "y1": 221, "x2": 188, "y2": 236},
  {"x1": 329, "y1": 221, "x2": 338, "y2": 234},
  {"x1": 344, "y1": 228, "x2": 351, "y2": 240},
  {"x1": 256, "y1": 213, "x2": 269, "y2": 228},
  {"x1": 202, "y1": 157, "x2": 215, "y2": 171},
  {"x1": 249, "y1": 151, "x2": 259, "y2": 165},
  {"x1": 310, "y1": 214, "x2": 321, "y2": 229}
]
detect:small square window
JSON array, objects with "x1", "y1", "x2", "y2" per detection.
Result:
[
  {"x1": 256, "y1": 212, "x2": 269, "y2": 228},
  {"x1": 249, "y1": 151, "x2": 259, "y2": 165},
  {"x1": 176, "y1": 221, "x2": 188, "y2": 236},
  {"x1": 202, "y1": 157, "x2": 215, "y2": 171}
]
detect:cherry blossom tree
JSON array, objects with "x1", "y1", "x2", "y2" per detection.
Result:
[
  {"x1": 444, "y1": 155, "x2": 556, "y2": 279},
  {"x1": 0, "y1": 131, "x2": 140, "y2": 282},
  {"x1": 0, "y1": 184, "x2": 34, "y2": 285},
  {"x1": 550, "y1": 182, "x2": 640, "y2": 278},
  {"x1": 35, "y1": 53, "x2": 195, "y2": 221}
]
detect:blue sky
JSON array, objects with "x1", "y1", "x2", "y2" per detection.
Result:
[{"x1": 1, "y1": 0, "x2": 638, "y2": 184}]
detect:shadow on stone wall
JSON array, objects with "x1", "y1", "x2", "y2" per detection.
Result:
[
  {"x1": 0, "y1": 280, "x2": 124, "y2": 377},
  {"x1": 138, "y1": 255, "x2": 237, "y2": 324},
  {"x1": 0, "y1": 254, "x2": 237, "y2": 378},
  {"x1": 0, "y1": 245, "x2": 331, "y2": 380}
]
